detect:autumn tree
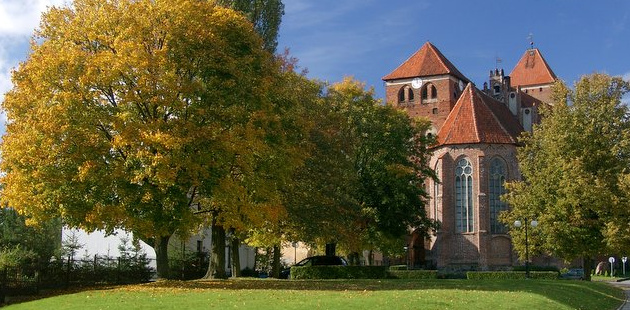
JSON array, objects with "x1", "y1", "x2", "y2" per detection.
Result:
[
  {"x1": 502, "y1": 74, "x2": 630, "y2": 279},
  {"x1": 1, "y1": 0, "x2": 291, "y2": 279},
  {"x1": 216, "y1": 0, "x2": 284, "y2": 53}
]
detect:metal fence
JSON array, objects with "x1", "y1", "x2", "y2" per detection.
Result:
[{"x1": 0, "y1": 255, "x2": 155, "y2": 304}]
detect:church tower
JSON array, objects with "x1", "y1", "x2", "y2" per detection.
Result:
[
  {"x1": 382, "y1": 42, "x2": 470, "y2": 137},
  {"x1": 383, "y1": 41, "x2": 558, "y2": 271}
]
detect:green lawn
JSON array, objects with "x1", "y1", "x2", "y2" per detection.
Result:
[{"x1": 4, "y1": 278, "x2": 625, "y2": 310}]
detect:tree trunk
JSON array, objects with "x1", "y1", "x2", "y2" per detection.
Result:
[
  {"x1": 230, "y1": 232, "x2": 241, "y2": 278},
  {"x1": 368, "y1": 249, "x2": 374, "y2": 266},
  {"x1": 325, "y1": 243, "x2": 336, "y2": 256},
  {"x1": 154, "y1": 235, "x2": 171, "y2": 279},
  {"x1": 583, "y1": 256, "x2": 594, "y2": 281},
  {"x1": 204, "y1": 221, "x2": 227, "y2": 279},
  {"x1": 271, "y1": 245, "x2": 281, "y2": 278}
]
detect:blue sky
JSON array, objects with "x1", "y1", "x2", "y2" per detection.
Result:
[
  {"x1": 278, "y1": 0, "x2": 630, "y2": 101},
  {"x1": 0, "y1": 0, "x2": 629, "y2": 256}
]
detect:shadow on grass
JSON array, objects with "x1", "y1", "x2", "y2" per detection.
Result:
[
  {"x1": 146, "y1": 278, "x2": 625, "y2": 310},
  {"x1": 4, "y1": 278, "x2": 625, "y2": 310}
]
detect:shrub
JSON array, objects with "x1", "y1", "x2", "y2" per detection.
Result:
[
  {"x1": 239, "y1": 267, "x2": 259, "y2": 278},
  {"x1": 388, "y1": 270, "x2": 438, "y2": 279},
  {"x1": 513, "y1": 265, "x2": 560, "y2": 272},
  {"x1": 466, "y1": 271, "x2": 559, "y2": 280},
  {"x1": 389, "y1": 265, "x2": 408, "y2": 271},
  {"x1": 291, "y1": 266, "x2": 389, "y2": 279}
]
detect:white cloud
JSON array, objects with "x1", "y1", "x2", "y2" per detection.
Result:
[
  {"x1": 0, "y1": 0, "x2": 67, "y2": 37},
  {"x1": 0, "y1": 0, "x2": 68, "y2": 135}
]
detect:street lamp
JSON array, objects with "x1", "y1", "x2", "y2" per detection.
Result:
[
  {"x1": 514, "y1": 219, "x2": 538, "y2": 278},
  {"x1": 292, "y1": 242, "x2": 298, "y2": 265}
]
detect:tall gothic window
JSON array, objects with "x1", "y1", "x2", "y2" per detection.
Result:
[
  {"x1": 489, "y1": 158, "x2": 508, "y2": 234},
  {"x1": 433, "y1": 164, "x2": 440, "y2": 222},
  {"x1": 455, "y1": 158, "x2": 473, "y2": 233}
]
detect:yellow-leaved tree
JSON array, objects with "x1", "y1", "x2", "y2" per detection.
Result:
[{"x1": 1, "y1": 0, "x2": 302, "y2": 279}]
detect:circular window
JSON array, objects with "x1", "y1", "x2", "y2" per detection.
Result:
[
  {"x1": 524, "y1": 109, "x2": 531, "y2": 115},
  {"x1": 510, "y1": 93, "x2": 516, "y2": 99}
]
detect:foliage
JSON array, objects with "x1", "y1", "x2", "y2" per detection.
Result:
[
  {"x1": 290, "y1": 266, "x2": 389, "y2": 280},
  {"x1": 217, "y1": 0, "x2": 284, "y2": 53},
  {"x1": 502, "y1": 74, "x2": 630, "y2": 273},
  {"x1": 3, "y1": 279, "x2": 624, "y2": 310},
  {"x1": 388, "y1": 269, "x2": 438, "y2": 279},
  {"x1": 0, "y1": 0, "x2": 292, "y2": 279},
  {"x1": 0, "y1": 208, "x2": 61, "y2": 269},
  {"x1": 512, "y1": 265, "x2": 560, "y2": 272},
  {"x1": 466, "y1": 271, "x2": 559, "y2": 280},
  {"x1": 282, "y1": 77, "x2": 437, "y2": 255},
  {"x1": 168, "y1": 251, "x2": 208, "y2": 280}
]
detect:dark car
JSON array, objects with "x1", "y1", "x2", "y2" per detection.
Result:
[
  {"x1": 280, "y1": 255, "x2": 347, "y2": 279},
  {"x1": 560, "y1": 268, "x2": 585, "y2": 280}
]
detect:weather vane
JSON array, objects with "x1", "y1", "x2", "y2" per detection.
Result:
[{"x1": 527, "y1": 33, "x2": 534, "y2": 49}]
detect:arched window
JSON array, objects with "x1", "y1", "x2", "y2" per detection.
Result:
[
  {"x1": 421, "y1": 83, "x2": 438, "y2": 102},
  {"x1": 398, "y1": 86, "x2": 414, "y2": 104},
  {"x1": 489, "y1": 158, "x2": 508, "y2": 234},
  {"x1": 433, "y1": 164, "x2": 440, "y2": 221},
  {"x1": 455, "y1": 158, "x2": 474, "y2": 233},
  {"x1": 398, "y1": 87, "x2": 406, "y2": 103}
]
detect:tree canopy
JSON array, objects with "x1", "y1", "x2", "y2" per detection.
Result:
[
  {"x1": 502, "y1": 73, "x2": 630, "y2": 277},
  {"x1": 0, "y1": 0, "x2": 295, "y2": 279},
  {"x1": 282, "y1": 77, "x2": 437, "y2": 256},
  {"x1": 217, "y1": 0, "x2": 284, "y2": 53}
]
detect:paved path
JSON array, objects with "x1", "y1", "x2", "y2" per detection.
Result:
[{"x1": 607, "y1": 280, "x2": 630, "y2": 310}]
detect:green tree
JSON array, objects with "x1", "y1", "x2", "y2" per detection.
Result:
[
  {"x1": 217, "y1": 0, "x2": 284, "y2": 53},
  {"x1": 0, "y1": 208, "x2": 61, "y2": 268},
  {"x1": 1, "y1": 0, "x2": 287, "y2": 279},
  {"x1": 283, "y1": 77, "x2": 437, "y2": 257},
  {"x1": 502, "y1": 74, "x2": 630, "y2": 279}
]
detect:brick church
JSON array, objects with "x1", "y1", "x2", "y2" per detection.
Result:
[{"x1": 383, "y1": 42, "x2": 557, "y2": 270}]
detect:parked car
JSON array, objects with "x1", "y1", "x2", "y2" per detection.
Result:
[
  {"x1": 280, "y1": 255, "x2": 348, "y2": 279},
  {"x1": 560, "y1": 268, "x2": 585, "y2": 280}
]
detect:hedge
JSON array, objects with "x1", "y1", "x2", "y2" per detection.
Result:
[
  {"x1": 466, "y1": 271, "x2": 559, "y2": 280},
  {"x1": 388, "y1": 270, "x2": 438, "y2": 279},
  {"x1": 290, "y1": 266, "x2": 389, "y2": 280}
]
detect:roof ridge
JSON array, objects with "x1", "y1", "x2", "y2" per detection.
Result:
[
  {"x1": 469, "y1": 85, "x2": 481, "y2": 143},
  {"x1": 382, "y1": 42, "x2": 469, "y2": 82},
  {"x1": 436, "y1": 83, "x2": 523, "y2": 146}
]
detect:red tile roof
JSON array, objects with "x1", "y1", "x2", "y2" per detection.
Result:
[
  {"x1": 509, "y1": 48, "x2": 557, "y2": 87},
  {"x1": 382, "y1": 42, "x2": 469, "y2": 82},
  {"x1": 436, "y1": 84, "x2": 524, "y2": 146}
]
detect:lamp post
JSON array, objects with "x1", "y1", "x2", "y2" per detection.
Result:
[
  {"x1": 292, "y1": 242, "x2": 298, "y2": 265},
  {"x1": 514, "y1": 219, "x2": 538, "y2": 278}
]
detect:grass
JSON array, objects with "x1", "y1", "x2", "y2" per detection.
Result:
[
  {"x1": 3, "y1": 278, "x2": 625, "y2": 310},
  {"x1": 592, "y1": 274, "x2": 630, "y2": 282}
]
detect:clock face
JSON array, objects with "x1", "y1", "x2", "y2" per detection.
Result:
[{"x1": 411, "y1": 78, "x2": 423, "y2": 89}]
